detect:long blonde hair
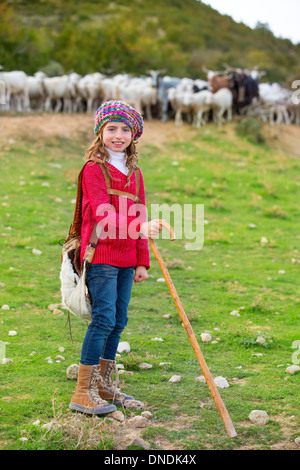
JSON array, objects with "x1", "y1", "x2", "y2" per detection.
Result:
[{"x1": 85, "y1": 127, "x2": 140, "y2": 186}]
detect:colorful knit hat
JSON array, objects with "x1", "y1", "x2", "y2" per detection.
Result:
[{"x1": 94, "y1": 100, "x2": 144, "y2": 141}]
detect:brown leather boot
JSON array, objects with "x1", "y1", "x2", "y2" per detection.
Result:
[
  {"x1": 69, "y1": 363, "x2": 117, "y2": 415},
  {"x1": 98, "y1": 358, "x2": 144, "y2": 410}
]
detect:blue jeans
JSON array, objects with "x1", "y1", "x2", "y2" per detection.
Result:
[{"x1": 80, "y1": 264, "x2": 134, "y2": 365}]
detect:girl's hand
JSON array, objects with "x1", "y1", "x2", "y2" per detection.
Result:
[
  {"x1": 134, "y1": 266, "x2": 149, "y2": 283},
  {"x1": 140, "y1": 219, "x2": 165, "y2": 239}
]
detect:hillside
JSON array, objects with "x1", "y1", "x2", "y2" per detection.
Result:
[
  {"x1": 1, "y1": 114, "x2": 300, "y2": 450},
  {"x1": 0, "y1": 0, "x2": 299, "y2": 83}
]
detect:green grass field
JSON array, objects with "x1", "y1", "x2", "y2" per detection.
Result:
[{"x1": 0, "y1": 115, "x2": 299, "y2": 450}]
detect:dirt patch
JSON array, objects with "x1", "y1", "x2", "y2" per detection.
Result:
[
  {"x1": 0, "y1": 113, "x2": 196, "y2": 150},
  {"x1": 0, "y1": 113, "x2": 94, "y2": 141},
  {"x1": 0, "y1": 113, "x2": 299, "y2": 159},
  {"x1": 262, "y1": 123, "x2": 300, "y2": 158},
  {"x1": 270, "y1": 413, "x2": 300, "y2": 450},
  {"x1": 141, "y1": 119, "x2": 197, "y2": 151}
]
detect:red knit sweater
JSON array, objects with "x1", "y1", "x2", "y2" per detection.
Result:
[{"x1": 80, "y1": 161, "x2": 150, "y2": 269}]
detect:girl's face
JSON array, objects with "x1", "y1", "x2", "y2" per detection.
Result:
[{"x1": 102, "y1": 121, "x2": 132, "y2": 152}]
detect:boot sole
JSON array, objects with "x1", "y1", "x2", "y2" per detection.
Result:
[
  {"x1": 112, "y1": 397, "x2": 144, "y2": 410},
  {"x1": 112, "y1": 394, "x2": 134, "y2": 406},
  {"x1": 69, "y1": 402, "x2": 116, "y2": 415}
]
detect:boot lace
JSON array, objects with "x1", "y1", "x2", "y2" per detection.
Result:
[
  {"x1": 89, "y1": 366, "x2": 110, "y2": 405},
  {"x1": 101, "y1": 360, "x2": 124, "y2": 402}
]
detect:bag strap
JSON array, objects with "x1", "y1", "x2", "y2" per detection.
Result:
[
  {"x1": 98, "y1": 163, "x2": 112, "y2": 199},
  {"x1": 133, "y1": 168, "x2": 140, "y2": 202},
  {"x1": 82, "y1": 221, "x2": 101, "y2": 265},
  {"x1": 100, "y1": 164, "x2": 141, "y2": 203}
]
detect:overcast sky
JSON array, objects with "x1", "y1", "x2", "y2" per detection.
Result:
[{"x1": 201, "y1": 0, "x2": 300, "y2": 44}]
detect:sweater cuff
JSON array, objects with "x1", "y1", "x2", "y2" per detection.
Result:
[{"x1": 136, "y1": 250, "x2": 150, "y2": 270}]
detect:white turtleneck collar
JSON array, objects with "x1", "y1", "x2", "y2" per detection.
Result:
[{"x1": 105, "y1": 146, "x2": 128, "y2": 175}]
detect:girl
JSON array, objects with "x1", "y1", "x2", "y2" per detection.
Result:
[{"x1": 69, "y1": 100, "x2": 162, "y2": 415}]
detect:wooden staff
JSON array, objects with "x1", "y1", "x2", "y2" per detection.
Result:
[{"x1": 149, "y1": 220, "x2": 237, "y2": 439}]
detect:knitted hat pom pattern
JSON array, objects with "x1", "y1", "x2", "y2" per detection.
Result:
[{"x1": 94, "y1": 100, "x2": 144, "y2": 141}]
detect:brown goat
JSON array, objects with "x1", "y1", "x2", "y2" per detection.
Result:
[{"x1": 209, "y1": 75, "x2": 231, "y2": 94}]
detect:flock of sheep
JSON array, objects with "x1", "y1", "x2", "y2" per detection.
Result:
[{"x1": 0, "y1": 67, "x2": 299, "y2": 127}]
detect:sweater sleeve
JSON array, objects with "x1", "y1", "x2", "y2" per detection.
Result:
[{"x1": 82, "y1": 162, "x2": 141, "y2": 238}]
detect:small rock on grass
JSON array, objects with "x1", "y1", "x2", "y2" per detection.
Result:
[
  {"x1": 169, "y1": 375, "x2": 181, "y2": 383},
  {"x1": 138, "y1": 362, "x2": 152, "y2": 369},
  {"x1": 256, "y1": 335, "x2": 266, "y2": 345},
  {"x1": 249, "y1": 410, "x2": 269, "y2": 426},
  {"x1": 117, "y1": 341, "x2": 130, "y2": 353},
  {"x1": 230, "y1": 310, "x2": 240, "y2": 317},
  {"x1": 66, "y1": 363, "x2": 79, "y2": 380},
  {"x1": 41, "y1": 422, "x2": 54, "y2": 431},
  {"x1": 110, "y1": 410, "x2": 125, "y2": 422},
  {"x1": 141, "y1": 411, "x2": 153, "y2": 419},
  {"x1": 2, "y1": 358, "x2": 13, "y2": 364},
  {"x1": 122, "y1": 432, "x2": 151, "y2": 450},
  {"x1": 48, "y1": 303, "x2": 65, "y2": 311},
  {"x1": 195, "y1": 375, "x2": 206, "y2": 383},
  {"x1": 128, "y1": 435, "x2": 150, "y2": 450},
  {"x1": 201, "y1": 333, "x2": 212, "y2": 342},
  {"x1": 55, "y1": 355, "x2": 65, "y2": 361},
  {"x1": 214, "y1": 376, "x2": 229, "y2": 388},
  {"x1": 127, "y1": 415, "x2": 149, "y2": 428},
  {"x1": 285, "y1": 365, "x2": 300, "y2": 375},
  {"x1": 52, "y1": 308, "x2": 64, "y2": 316}
]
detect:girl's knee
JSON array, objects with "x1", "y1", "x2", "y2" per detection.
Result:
[
  {"x1": 89, "y1": 318, "x2": 115, "y2": 336},
  {"x1": 109, "y1": 322, "x2": 127, "y2": 337}
]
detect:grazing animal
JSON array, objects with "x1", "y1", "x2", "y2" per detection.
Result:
[
  {"x1": 230, "y1": 73, "x2": 259, "y2": 114},
  {"x1": 0, "y1": 70, "x2": 30, "y2": 112},
  {"x1": 203, "y1": 68, "x2": 231, "y2": 94},
  {"x1": 167, "y1": 85, "x2": 214, "y2": 128},
  {"x1": 190, "y1": 90, "x2": 214, "y2": 128},
  {"x1": 210, "y1": 88, "x2": 233, "y2": 126},
  {"x1": 209, "y1": 75, "x2": 231, "y2": 93},
  {"x1": 257, "y1": 82, "x2": 291, "y2": 125},
  {"x1": 27, "y1": 71, "x2": 47, "y2": 111},
  {"x1": 167, "y1": 88, "x2": 194, "y2": 126},
  {"x1": 43, "y1": 75, "x2": 70, "y2": 112},
  {"x1": 149, "y1": 70, "x2": 181, "y2": 122}
]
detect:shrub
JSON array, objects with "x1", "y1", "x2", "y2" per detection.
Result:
[
  {"x1": 235, "y1": 118, "x2": 265, "y2": 145},
  {"x1": 39, "y1": 60, "x2": 64, "y2": 77}
]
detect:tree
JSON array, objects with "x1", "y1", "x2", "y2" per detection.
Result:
[{"x1": 255, "y1": 21, "x2": 271, "y2": 31}]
